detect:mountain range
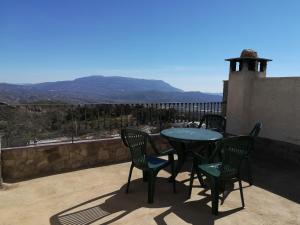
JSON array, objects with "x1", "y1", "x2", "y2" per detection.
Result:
[{"x1": 0, "y1": 75, "x2": 222, "y2": 104}]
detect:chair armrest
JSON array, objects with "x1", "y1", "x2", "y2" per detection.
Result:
[
  {"x1": 223, "y1": 133, "x2": 236, "y2": 138},
  {"x1": 148, "y1": 136, "x2": 175, "y2": 156},
  {"x1": 192, "y1": 151, "x2": 206, "y2": 162},
  {"x1": 158, "y1": 147, "x2": 175, "y2": 156},
  {"x1": 207, "y1": 141, "x2": 223, "y2": 163},
  {"x1": 192, "y1": 142, "x2": 222, "y2": 164}
]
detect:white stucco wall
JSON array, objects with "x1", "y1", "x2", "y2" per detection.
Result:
[
  {"x1": 227, "y1": 73, "x2": 300, "y2": 145},
  {"x1": 250, "y1": 77, "x2": 300, "y2": 144}
]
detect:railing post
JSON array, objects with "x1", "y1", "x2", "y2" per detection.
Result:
[
  {"x1": 109, "y1": 105, "x2": 112, "y2": 133},
  {"x1": 84, "y1": 105, "x2": 87, "y2": 130},
  {"x1": 159, "y1": 103, "x2": 162, "y2": 131},
  {"x1": 97, "y1": 106, "x2": 100, "y2": 130},
  {"x1": 192, "y1": 103, "x2": 195, "y2": 122},
  {"x1": 120, "y1": 104, "x2": 123, "y2": 129},
  {"x1": 71, "y1": 106, "x2": 74, "y2": 143},
  {"x1": 0, "y1": 133, "x2": 3, "y2": 188}
]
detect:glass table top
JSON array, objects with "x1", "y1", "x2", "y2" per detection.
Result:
[{"x1": 161, "y1": 128, "x2": 223, "y2": 142}]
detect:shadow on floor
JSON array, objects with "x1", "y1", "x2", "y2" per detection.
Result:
[
  {"x1": 174, "y1": 156, "x2": 300, "y2": 205},
  {"x1": 153, "y1": 188, "x2": 242, "y2": 225},
  {"x1": 250, "y1": 158, "x2": 300, "y2": 204},
  {"x1": 49, "y1": 177, "x2": 241, "y2": 225},
  {"x1": 49, "y1": 157, "x2": 300, "y2": 224}
]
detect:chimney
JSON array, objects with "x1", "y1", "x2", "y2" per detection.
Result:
[
  {"x1": 225, "y1": 49, "x2": 272, "y2": 78},
  {"x1": 225, "y1": 49, "x2": 272, "y2": 135}
]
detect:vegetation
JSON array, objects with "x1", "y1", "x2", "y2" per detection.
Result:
[{"x1": 0, "y1": 103, "x2": 179, "y2": 148}]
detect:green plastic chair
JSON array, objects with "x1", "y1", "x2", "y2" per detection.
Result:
[
  {"x1": 191, "y1": 114, "x2": 227, "y2": 166},
  {"x1": 121, "y1": 128, "x2": 176, "y2": 203},
  {"x1": 189, "y1": 114, "x2": 226, "y2": 155},
  {"x1": 249, "y1": 122, "x2": 262, "y2": 137},
  {"x1": 211, "y1": 121, "x2": 262, "y2": 185},
  {"x1": 245, "y1": 122, "x2": 262, "y2": 185},
  {"x1": 196, "y1": 114, "x2": 227, "y2": 156},
  {"x1": 188, "y1": 136, "x2": 254, "y2": 215},
  {"x1": 199, "y1": 114, "x2": 227, "y2": 134}
]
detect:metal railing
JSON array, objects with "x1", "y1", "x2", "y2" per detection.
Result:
[
  {"x1": 0, "y1": 134, "x2": 3, "y2": 187},
  {"x1": 0, "y1": 102, "x2": 226, "y2": 148}
]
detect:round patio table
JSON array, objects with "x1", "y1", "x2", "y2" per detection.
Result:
[{"x1": 161, "y1": 128, "x2": 223, "y2": 180}]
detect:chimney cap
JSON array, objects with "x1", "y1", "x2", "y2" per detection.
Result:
[
  {"x1": 240, "y1": 49, "x2": 258, "y2": 58},
  {"x1": 225, "y1": 49, "x2": 272, "y2": 62}
]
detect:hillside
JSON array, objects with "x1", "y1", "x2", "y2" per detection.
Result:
[{"x1": 0, "y1": 75, "x2": 222, "y2": 104}]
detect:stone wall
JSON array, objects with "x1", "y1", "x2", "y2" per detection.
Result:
[
  {"x1": 3, "y1": 132, "x2": 299, "y2": 182},
  {"x1": 253, "y1": 137, "x2": 300, "y2": 166},
  {"x1": 2, "y1": 135, "x2": 170, "y2": 181}
]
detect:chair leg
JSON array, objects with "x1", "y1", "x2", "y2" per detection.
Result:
[
  {"x1": 221, "y1": 191, "x2": 225, "y2": 205},
  {"x1": 170, "y1": 156, "x2": 176, "y2": 193},
  {"x1": 211, "y1": 178, "x2": 219, "y2": 215},
  {"x1": 148, "y1": 172, "x2": 156, "y2": 204},
  {"x1": 238, "y1": 178, "x2": 245, "y2": 207},
  {"x1": 126, "y1": 163, "x2": 134, "y2": 193},
  {"x1": 188, "y1": 162, "x2": 196, "y2": 198},
  {"x1": 196, "y1": 169, "x2": 205, "y2": 187},
  {"x1": 246, "y1": 158, "x2": 253, "y2": 186}
]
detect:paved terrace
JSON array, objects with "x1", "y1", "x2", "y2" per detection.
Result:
[{"x1": 0, "y1": 158, "x2": 299, "y2": 225}]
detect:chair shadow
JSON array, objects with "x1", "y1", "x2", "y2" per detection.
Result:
[
  {"x1": 49, "y1": 177, "x2": 186, "y2": 225},
  {"x1": 50, "y1": 177, "x2": 243, "y2": 225},
  {"x1": 154, "y1": 188, "x2": 243, "y2": 225}
]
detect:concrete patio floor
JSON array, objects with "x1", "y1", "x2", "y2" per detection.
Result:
[{"x1": 0, "y1": 159, "x2": 299, "y2": 225}]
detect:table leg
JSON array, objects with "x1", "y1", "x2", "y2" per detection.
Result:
[
  {"x1": 168, "y1": 141, "x2": 187, "y2": 181},
  {"x1": 190, "y1": 142, "x2": 212, "y2": 188},
  {"x1": 143, "y1": 171, "x2": 148, "y2": 182}
]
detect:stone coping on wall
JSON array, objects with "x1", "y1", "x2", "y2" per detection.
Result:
[
  {"x1": 1, "y1": 133, "x2": 163, "y2": 151},
  {"x1": 1, "y1": 134, "x2": 170, "y2": 182},
  {"x1": 2, "y1": 136, "x2": 127, "y2": 151}
]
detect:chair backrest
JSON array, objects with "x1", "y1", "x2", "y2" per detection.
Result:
[
  {"x1": 122, "y1": 128, "x2": 149, "y2": 169},
  {"x1": 199, "y1": 114, "x2": 226, "y2": 133},
  {"x1": 217, "y1": 136, "x2": 254, "y2": 177},
  {"x1": 249, "y1": 122, "x2": 262, "y2": 137}
]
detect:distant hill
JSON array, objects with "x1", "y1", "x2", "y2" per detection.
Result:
[{"x1": 0, "y1": 75, "x2": 222, "y2": 104}]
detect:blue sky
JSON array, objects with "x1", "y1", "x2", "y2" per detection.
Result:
[{"x1": 0, "y1": 0, "x2": 300, "y2": 92}]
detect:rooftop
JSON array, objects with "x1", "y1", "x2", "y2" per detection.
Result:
[{"x1": 1, "y1": 158, "x2": 299, "y2": 225}]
